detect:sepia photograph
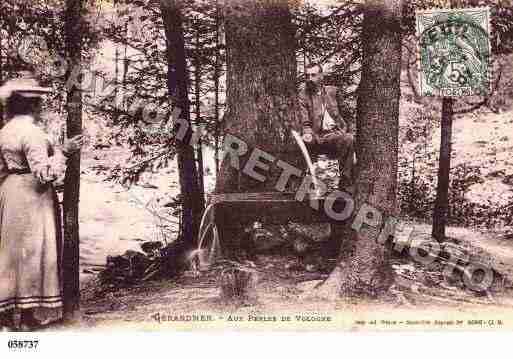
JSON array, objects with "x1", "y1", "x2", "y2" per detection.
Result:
[{"x1": 0, "y1": 0, "x2": 513, "y2": 342}]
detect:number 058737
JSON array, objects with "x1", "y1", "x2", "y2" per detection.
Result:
[{"x1": 7, "y1": 340, "x2": 39, "y2": 350}]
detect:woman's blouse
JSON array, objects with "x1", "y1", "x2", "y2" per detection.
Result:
[{"x1": 0, "y1": 115, "x2": 66, "y2": 185}]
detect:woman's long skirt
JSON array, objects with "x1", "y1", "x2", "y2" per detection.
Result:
[{"x1": 0, "y1": 173, "x2": 63, "y2": 323}]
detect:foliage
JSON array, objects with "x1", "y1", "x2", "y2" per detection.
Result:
[
  {"x1": 0, "y1": 0, "x2": 102, "y2": 86},
  {"x1": 92, "y1": 0, "x2": 225, "y2": 187},
  {"x1": 398, "y1": 143, "x2": 513, "y2": 228},
  {"x1": 0, "y1": 0, "x2": 103, "y2": 137}
]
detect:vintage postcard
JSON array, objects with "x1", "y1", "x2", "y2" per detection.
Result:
[{"x1": 1, "y1": 0, "x2": 513, "y2": 346}]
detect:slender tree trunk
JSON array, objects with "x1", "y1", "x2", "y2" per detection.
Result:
[
  {"x1": 114, "y1": 0, "x2": 119, "y2": 121},
  {"x1": 122, "y1": 21, "x2": 129, "y2": 111},
  {"x1": 432, "y1": 0, "x2": 455, "y2": 241},
  {"x1": 303, "y1": 47, "x2": 307, "y2": 78},
  {"x1": 432, "y1": 97, "x2": 454, "y2": 240},
  {"x1": 123, "y1": 22, "x2": 128, "y2": 84},
  {"x1": 410, "y1": 153, "x2": 416, "y2": 213},
  {"x1": 214, "y1": 0, "x2": 221, "y2": 176},
  {"x1": 63, "y1": 0, "x2": 84, "y2": 321},
  {"x1": 194, "y1": 28, "x2": 205, "y2": 201},
  {"x1": 317, "y1": 0, "x2": 403, "y2": 299},
  {"x1": 160, "y1": 0, "x2": 204, "y2": 247}
]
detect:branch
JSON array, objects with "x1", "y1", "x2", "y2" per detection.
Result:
[
  {"x1": 453, "y1": 98, "x2": 488, "y2": 115},
  {"x1": 296, "y1": 3, "x2": 362, "y2": 40},
  {"x1": 405, "y1": 46, "x2": 424, "y2": 105}
]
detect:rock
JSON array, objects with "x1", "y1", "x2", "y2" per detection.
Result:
[
  {"x1": 287, "y1": 223, "x2": 331, "y2": 242},
  {"x1": 296, "y1": 280, "x2": 323, "y2": 292},
  {"x1": 99, "y1": 239, "x2": 192, "y2": 286},
  {"x1": 139, "y1": 183, "x2": 158, "y2": 189},
  {"x1": 119, "y1": 237, "x2": 144, "y2": 242},
  {"x1": 93, "y1": 143, "x2": 111, "y2": 150},
  {"x1": 101, "y1": 250, "x2": 153, "y2": 285},
  {"x1": 251, "y1": 228, "x2": 287, "y2": 253},
  {"x1": 305, "y1": 264, "x2": 318, "y2": 272},
  {"x1": 503, "y1": 174, "x2": 513, "y2": 185},
  {"x1": 292, "y1": 236, "x2": 311, "y2": 255},
  {"x1": 218, "y1": 265, "x2": 258, "y2": 301},
  {"x1": 488, "y1": 169, "x2": 505, "y2": 178},
  {"x1": 140, "y1": 241, "x2": 163, "y2": 255},
  {"x1": 160, "y1": 239, "x2": 193, "y2": 277},
  {"x1": 285, "y1": 261, "x2": 305, "y2": 271}
]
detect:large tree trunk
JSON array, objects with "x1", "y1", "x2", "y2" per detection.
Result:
[
  {"x1": 316, "y1": 0, "x2": 403, "y2": 299},
  {"x1": 63, "y1": 0, "x2": 84, "y2": 321},
  {"x1": 160, "y1": 0, "x2": 204, "y2": 247},
  {"x1": 217, "y1": 0, "x2": 301, "y2": 193},
  {"x1": 432, "y1": 97, "x2": 454, "y2": 241},
  {"x1": 215, "y1": 0, "x2": 303, "y2": 256},
  {"x1": 194, "y1": 29, "x2": 205, "y2": 203},
  {"x1": 213, "y1": 0, "x2": 221, "y2": 176},
  {"x1": 0, "y1": 26, "x2": 4, "y2": 127}
]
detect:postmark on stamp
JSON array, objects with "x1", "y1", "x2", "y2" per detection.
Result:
[{"x1": 416, "y1": 7, "x2": 491, "y2": 97}]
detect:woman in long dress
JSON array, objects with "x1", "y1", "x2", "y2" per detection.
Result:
[{"x1": 0, "y1": 73, "x2": 83, "y2": 330}]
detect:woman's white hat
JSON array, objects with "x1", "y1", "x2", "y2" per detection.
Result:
[{"x1": 0, "y1": 71, "x2": 52, "y2": 101}]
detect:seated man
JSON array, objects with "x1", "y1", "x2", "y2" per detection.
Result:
[{"x1": 298, "y1": 68, "x2": 355, "y2": 191}]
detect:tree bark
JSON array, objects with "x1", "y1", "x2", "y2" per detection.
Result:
[
  {"x1": 431, "y1": 0, "x2": 455, "y2": 241},
  {"x1": 215, "y1": 0, "x2": 303, "y2": 258},
  {"x1": 63, "y1": 0, "x2": 83, "y2": 321},
  {"x1": 114, "y1": 0, "x2": 120, "y2": 122},
  {"x1": 160, "y1": 0, "x2": 204, "y2": 247},
  {"x1": 194, "y1": 28, "x2": 205, "y2": 202},
  {"x1": 214, "y1": 0, "x2": 221, "y2": 176},
  {"x1": 316, "y1": 0, "x2": 403, "y2": 299},
  {"x1": 432, "y1": 97, "x2": 454, "y2": 241},
  {"x1": 0, "y1": 25, "x2": 4, "y2": 127},
  {"x1": 216, "y1": 0, "x2": 302, "y2": 194}
]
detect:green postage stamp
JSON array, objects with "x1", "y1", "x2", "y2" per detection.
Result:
[{"x1": 416, "y1": 7, "x2": 491, "y2": 97}]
